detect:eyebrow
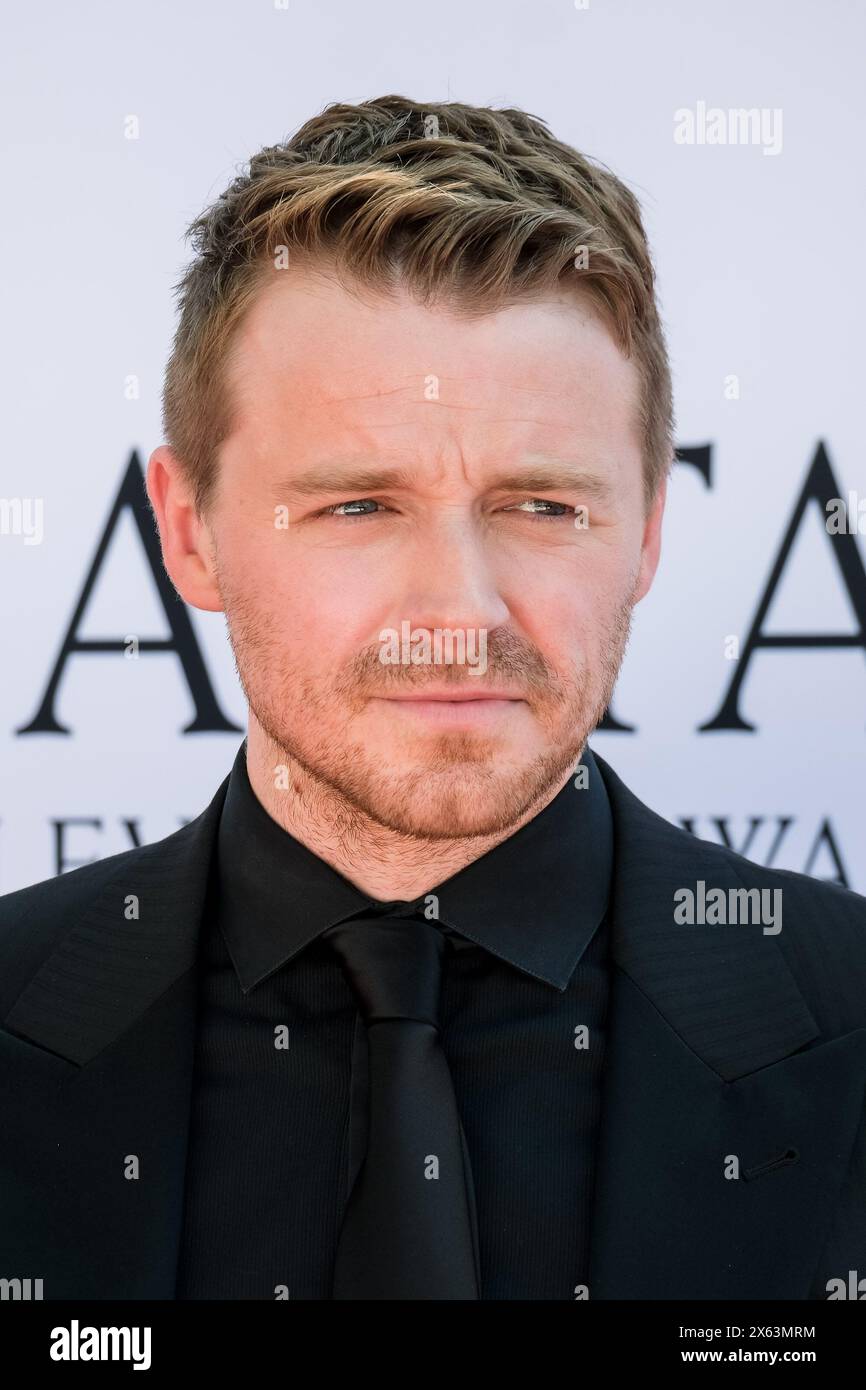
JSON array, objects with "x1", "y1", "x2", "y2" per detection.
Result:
[{"x1": 272, "y1": 460, "x2": 616, "y2": 504}]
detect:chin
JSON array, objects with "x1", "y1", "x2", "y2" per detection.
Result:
[
  {"x1": 349, "y1": 757, "x2": 567, "y2": 841},
  {"x1": 374, "y1": 792, "x2": 512, "y2": 840}
]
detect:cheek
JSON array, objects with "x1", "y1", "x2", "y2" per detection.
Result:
[
  {"x1": 513, "y1": 558, "x2": 633, "y2": 680},
  {"x1": 512, "y1": 560, "x2": 611, "y2": 641},
  {"x1": 263, "y1": 549, "x2": 390, "y2": 660}
]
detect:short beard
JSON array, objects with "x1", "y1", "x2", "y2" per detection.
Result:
[{"x1": 219, "y1": 573, "x2": 635, "y2": 843}]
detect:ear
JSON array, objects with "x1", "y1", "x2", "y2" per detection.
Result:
[
  {"x1": 146, "y1": 445, "x2": 223, "y2": 613},
  {"x1": 632, "y1": 471, "x2": 668, "y2": 604}
]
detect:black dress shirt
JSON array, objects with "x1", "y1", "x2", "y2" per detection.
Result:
[{"x1": 175, "y1": 738, "x2": 614, "y2": 1300}]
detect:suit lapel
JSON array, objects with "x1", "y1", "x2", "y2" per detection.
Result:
[
  {"x1": 589, "y1": 751, "x2": 866, "y2": 1299},
  {"x1": 0, "y1": 772, "x2": 230, "y2": 1298}
]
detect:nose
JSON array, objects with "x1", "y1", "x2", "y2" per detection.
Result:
[{"x1": 393, "y1": 514, "x2": 511, "y2": 637}]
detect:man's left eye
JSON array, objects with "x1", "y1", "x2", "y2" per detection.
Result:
[{"x1": 505, "y1": 499, "x2": 574, "y2": 519}]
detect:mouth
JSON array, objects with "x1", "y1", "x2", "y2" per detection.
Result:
[
  {"x1": 382, "y1": 689, "x2": 521, "y2": 702},
  {"x1": 372, "y1": 691, "x2": 526, "y2": 726}
]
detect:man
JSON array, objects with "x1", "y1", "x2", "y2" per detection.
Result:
[{"x1": 2, "y1": 95, "x2": 865, "y2": 1302}]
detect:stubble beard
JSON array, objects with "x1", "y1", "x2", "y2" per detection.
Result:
[{"x1": 219, "y1": 576, "x2": 636, "y2": 842}]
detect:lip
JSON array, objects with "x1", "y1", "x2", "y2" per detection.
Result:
[
  {"x1": 380, "y1": 690, "x2": 522, "y2": 702},
  {"x1": 372, "y1": 693, "x2": 525, "y2": 726}
]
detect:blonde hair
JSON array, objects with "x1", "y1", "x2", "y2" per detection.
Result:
[{"x1": 162, "y1": 95, "x2": 675, "y2": 516}]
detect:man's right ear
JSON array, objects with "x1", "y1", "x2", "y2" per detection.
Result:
[{"x1": 146, "y1": 445, "x2": 224, "y2": 613}]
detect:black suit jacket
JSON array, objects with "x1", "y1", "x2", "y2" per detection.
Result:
[{"x1": 2, "y1": 749, "x2": 866, "y2": 1300}]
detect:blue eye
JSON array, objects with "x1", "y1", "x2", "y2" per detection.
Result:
[
  {"x1": 506, "y1": 499, "x2": 574, "y2": 520},
  {"x1": 321, "y1": 499, "x2": 385, "y2": 517},
  {"x1": 317, "y1": 498, "x2": 577, "y2": 522}
]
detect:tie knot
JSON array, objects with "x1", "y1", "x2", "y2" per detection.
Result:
[{"x1": 321, "y1": 916, "x2": 446, "y2": 1027}]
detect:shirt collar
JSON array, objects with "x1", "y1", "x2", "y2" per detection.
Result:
[{"x1": 216, "y1": 738, "x2": 612, "y2": 994}]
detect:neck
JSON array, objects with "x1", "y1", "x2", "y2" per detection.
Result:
[{"x1": 243, "y1": 718, "x2": 573, "y2": 901}]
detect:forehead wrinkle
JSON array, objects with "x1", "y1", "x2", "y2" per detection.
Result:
[{"x1": 323, "y1": 377, "x2": 576, "y2": 406}]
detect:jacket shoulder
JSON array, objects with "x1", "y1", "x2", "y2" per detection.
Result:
[
  {"x1": 595, "y1": 746, "x2": 866, "y2": 929},
  {"x1": 0, "y1": 815, "x2": 208, "y2": 1012},
  {"x1": 644, "y1": 792, "x2": 866, "y2": 1026},
  {"x1": 592, "y1": 747, "x2": 866, "y2": 1030},
  {"x1": 704, "y1": 830, "x2": 866, "y2": 933},
  {"x1": 688, "y1": 825, "x2": 866, "y2": 920},
  {"x1": 718, "y1": 846, "x2": 866, "y2": 1032}
]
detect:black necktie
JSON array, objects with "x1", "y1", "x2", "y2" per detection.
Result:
[{"x1": 321, "y1": 915, "x2": 481, "y2": 1299}]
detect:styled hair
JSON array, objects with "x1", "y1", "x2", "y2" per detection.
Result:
[{"x1": 162, "y1": 95, "x2": 675, "y2": 516}]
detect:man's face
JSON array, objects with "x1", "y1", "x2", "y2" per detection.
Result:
[{"x1": 156, "y1": 268, "x2": 665, "y2": 839}]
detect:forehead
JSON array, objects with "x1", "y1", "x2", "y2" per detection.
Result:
[{"x1": 222, "y1": 266, "x2": 643, "y2": 464}]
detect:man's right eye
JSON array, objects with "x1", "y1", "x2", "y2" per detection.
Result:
[{"x1": 319, "y1": 499, "x2": 387, "y2": 517}]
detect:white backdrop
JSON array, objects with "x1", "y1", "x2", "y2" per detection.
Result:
[{"x1": 1, "y1": 0, "x2": 864, "y2": 894}]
